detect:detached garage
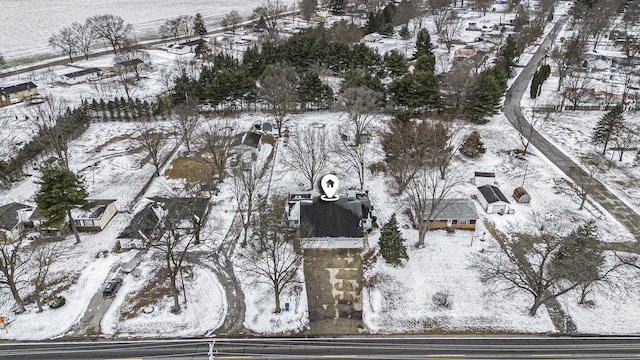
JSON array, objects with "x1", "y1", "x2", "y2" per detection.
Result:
[{"x1": 477, "y1": 185, "x2": 510, "y2": 214}]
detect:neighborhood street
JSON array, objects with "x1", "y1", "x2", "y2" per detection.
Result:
[{"x1": 503, "y1": 17, "x2": 640, "y2": 243}]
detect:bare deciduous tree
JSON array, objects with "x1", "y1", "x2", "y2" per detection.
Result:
[
  {"x1": 159, "y1": 15, "x2": 194, "y2": 41},
  {"x1": 71, "y1": 21, "x2": 94, "y2": 60},
  {"x1": 31, "y1": 242, "x2": 64, "y2": 312},
  {"x1": 281, "y1": 126, "x2": 329, "y2": 190},
  {"x1": 49, "y1": 26, "x2": 77, "y2": 62},
  {"x1": 238, "y1": 196, "x2": 301, "y2": 313},
  {"x1": 337, "y1": 86, "x2": 383, "y2": 145},
  {"x1": 231, "y1": 161, "x2": 266, "y2": 246},
  {"x1": 551, "y1": 37, "x2": 585, "y2": 92},
  {"x1": 406, "y1": 165, "x2": 463, "y2": 247},
  {"x1": 221, "y1": 10, "x2": 243, "y2": 34},
  {"x1": 195, "y1": 120, "x2": 235, "y2": 180},
  {"x1": 133, "y1": 119, "x2": 170, "y2": 177},
  {"x1": 172, "y1": 101, "x2": 198, "y2": 153},
  {"x1": 253, "y1": 0, "x2": 289, "y2": 38},
  {"x1": 0, "y1": 236, "x2": 30, "y2": 313},
  {"x1": 30, "y1": 96, "x2": 72, "y2": 169},
  {"x1": 518, "y1": 102, "x2": 550, "y2": 154},
  {"x1": 430, "y1": 0, "x2": 452, "y2": 34},
  {"x1": 438, "y1": 13, "x2": 466, "y2": 53},
  {"x1": 87, "y1": 14, "x2": 134, "y2": 54},
  {"x1": 562, "y1": 72, "x2": 593, "y2": 111},
  {"x1": 259, "y1": 64, "x2": 298, "y2": 137}
]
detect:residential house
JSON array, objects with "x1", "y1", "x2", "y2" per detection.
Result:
[
  {"x1": 0, "y1": 82, "x2": 38, "y2": 107},
  {"x1": 513, "y1": 187, "x2": 531, "y2": 204},
  {"x1": 117, "y1": 197, "x2": 210, "y2": 249},
  {"x1": 70, "y1": 199, "x2": 117, "y2": 231},
  {"x1": 287, "y1": 191, "x2": 374, "y2": 249},
  {"x1": 477, "y1": 184, "x2": 510, "y2": 214},
  {"x1": 59, "y1": 68, "x2": 102, "y2": 84},
  {"x1": 167, "y1": 39, "x2": 206, "y2": 54},
  {"x1": 30, "y1": 208, "x2": 66, "y2": 239},
  {"x1": 230, "y1": 131, "x2": 262, "y2": 164},
  {"x1": 0, "y1": 203, "x2": 34, "y2": 241},
  {"x1": 424, "y1": 198, "x2": 479, "y2": 230}
]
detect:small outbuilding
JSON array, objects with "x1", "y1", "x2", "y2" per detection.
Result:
[
  {"x1": 473, "y1": 171, "x2": 496, "y2": 186},
  {"x1": 477, "y1": 185, "x2": 510, "y2": 214},
  {"x1": 513, "y1": 187, "x2": 531, "y2": 204}
]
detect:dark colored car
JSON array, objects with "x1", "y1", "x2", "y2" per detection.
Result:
[{"x1": 102, "y1": 278, "x2": 123, "y2": 298}]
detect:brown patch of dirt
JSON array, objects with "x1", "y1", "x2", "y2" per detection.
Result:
[
  {"x1": 119, "y1": 268, "x2": 171, "y2": 320},
  {"x1": 165, "y1": 156, "x2": 212, "y2": 182},
  {"x1": 94, "y1": 134, "x2": 134, "y2": 153}
]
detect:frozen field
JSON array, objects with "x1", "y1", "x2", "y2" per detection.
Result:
[{"x1": 0, "y1": 0, "x2": 296, "y2": 62}]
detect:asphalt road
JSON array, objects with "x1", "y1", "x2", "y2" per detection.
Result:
[
  {"x1": 1, "y1": 336, "x2": 640, "y2": 359},
  {"x1": 503, "y1": 17, "x2": 640, "y2": 240}
]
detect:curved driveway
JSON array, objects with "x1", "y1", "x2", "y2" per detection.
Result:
[{"x1": 503, "y1": 18, "x2": 640, "y2": 241}]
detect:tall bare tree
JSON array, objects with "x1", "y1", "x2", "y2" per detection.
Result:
[
  {"x1": 334, "y1": 121, "x2": 371, "y2": 190},
  {"x1": 71, "y1": 21, "x2": 94, "y2": 60},
  {"x1": 551, "y1": 37, "x2": 586, "y2": 92},
  {"x1": 133, "y1": 119, "x2": 170, "y2": 177},
  {"x1": 430, "y1": 0, "x2": 452, "y2": 34},
  {"x1": 231, "y1": 161, "x2": 266, "y2": 246},
  {"x1": 338, "y1": 86, "x2": 383, "y2": 145},
  {"x1": 31, "y1": 243, "x2": 64, "y2": 312},
  {"x1": 253, "y1": 0, "x2": 289, "y2": 38},
  {"x1": 172, "y1": 101, "x2": 199, "y2": 153},
  {"x1": 0, "y1": 236, "x2": 30, "y2": 313},
  {"x1": 259, "y1": 63, "x2": 298, "y2": 137},
  {"x1": 406, "y1": 165, "x2": 463, "y2": 247},
  {"x1": 239, "y1": 196, "x2": 301, "y2": 313},
  {"x1": 159, "y1": 15, "x2": 194, "y2": 41},
  {"x1": 49, "y1": 26, "x2": 77, "y2": 62},
  {"x1": 30, "y1": 97, "x2": 72, "y2": 169},
  {"x1": 195, "y1": 120, "x2": 235, "y2": 180},
  {"x1": 87, "y1": 14, "x2": 134, "y2": 54},
  {"x1": 438, "y1": 13, "x2": 466, "y2": 53},
  {"x1": 221, "y1": 10, "x2": 243, "y2": 34},
  {"x1": 281, "y1": 126, "x2": 330, "y2": 190}
]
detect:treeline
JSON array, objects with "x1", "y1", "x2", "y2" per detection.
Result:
[{"x1": 85, "y1": 97, "x2": 159, "y2": 121}]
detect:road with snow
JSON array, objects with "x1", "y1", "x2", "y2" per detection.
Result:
[{"x1": 503, "y1": 17, "x2": 640, "y2": 242}]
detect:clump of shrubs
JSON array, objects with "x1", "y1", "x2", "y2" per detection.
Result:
[
  {"x1": 432, "y1": 291, "x2": 452, "y2": 310},
  {"x1": 459, "y1": 130, "x2": 486, "y2": 159},
  {"x1": 48, "y1": 296, "x2": 66, "y2": 309}
]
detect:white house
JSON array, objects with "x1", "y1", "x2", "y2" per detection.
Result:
[
  {"x1": 477, "y1": 185, "x2": 510, "y2": 214},
  {"x1": 70, "y1": 199, "x2": 118, "y2": 231},
  {"x1": 167, "y1": 39, "x2": 205, "y2": 55},
  {"x1": 59, "y1": 68, "x2": 102, "y2": 84}
]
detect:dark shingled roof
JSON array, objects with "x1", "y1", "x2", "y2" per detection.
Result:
[
  {"x1": 0, "y1": 82, "x2": 37, "y2": 96},
  {"x1": 231, "y1": 131, "x2": 262, "y2": 149},
  {"x1": 63, "y1": 68, "x2": 102, "y2": 78},
  {"x1": 0, "y1": 203, "x2": 31, "y2": 230},
  {"x1": 477, "y1": 185, "x2": 510, "y2": 204},
  {"x1": 117, "y1": 197, "x2": 209, "y2": 240},
  {"x1": 300, "y1": 196, "x2": 371, "y2": 238},
  {"x1": 115, "y1": 58, "x2": 144, "y2": 67},
  {"x1": 181, "y1": 39, "x2": 205, "y2": 47}
]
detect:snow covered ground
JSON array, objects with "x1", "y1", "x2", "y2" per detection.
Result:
[{"x1": 0, "y1": 0, "x2": 297, "y2": 63}]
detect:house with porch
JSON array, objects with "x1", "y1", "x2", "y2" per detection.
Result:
[
  {"x1": 70, "y1": 199, "x2": 117, "y2": 231},
  {"x1": 424, "y1": 198, "x2": 479, "y2": 230}
]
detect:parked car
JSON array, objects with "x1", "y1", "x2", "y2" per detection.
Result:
[{"x1": 102, "y1": 278, "x2": 123, "y2": 298}]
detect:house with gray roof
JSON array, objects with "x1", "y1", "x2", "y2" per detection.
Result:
[
  {"x1": 477, "y1": 184, "x2": 510, "y2": 214},
  {"x1": 0, "y1": 203, "x2": 34, "y2": 241},
  {"x1": 70, "y1": 199, "x2": 117, "y2": 231},
  {"x1": 424, "y1": 198, "x2": 479, "y2": 230},
  {"x1": 0, "y1": 82, "x2": 38, "y2": 107},
  {"x1": 59, "y1": 68, "x2": 102, "y2": 84}
]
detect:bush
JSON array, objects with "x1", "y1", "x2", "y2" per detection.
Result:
[
  {"x1": 432, "y1": 291, "x2": 452, "y2": 310},
  {"x1": 459, "y1": 130, "x2": 486, "y2": 158},
  {"x1": 48, "y1": 296, "x2": 66, "y2": 309}
]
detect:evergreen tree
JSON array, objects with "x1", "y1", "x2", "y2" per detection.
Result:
[
  {"x1": 193, "y1": 13, "x2": 208, "y2": 38},
  {"x1": 34, "y1": 164, "x2": 90, "y2": 244},
  {"x1": 329, "y1": 0, "x2": 346, "y2": 15},
  {"x1": 459, "y1": 130, "x2": 486, "y2": 158},
  {"x1": 379, "y1": 214, "x2": 408, "y2": 265},
  {"x1": 414, "y1": 54, "x2": 436, "y2": 72},
  {"x1": 496, "y1": 35, "x2": 519, "y2": 77},
  {"x1": 399, "y1": 24, "x2": 410, "y2": 40},
  {"x1": 464, "y1": 67, "x2": 506, "y2": 123},
  {"x1": 384, "y1": 49, "x2": 409, "y2": 78},
  {"x1": 592, "y1": 104, "x2": 624, "y2": 154},
  {"x1": 414, "y1": 29, "x2": 434, "y2": 59}
]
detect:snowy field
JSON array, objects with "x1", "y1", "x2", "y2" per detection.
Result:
[{"x1": 0, "y1": 0, "x2": 297, "y2": 63}]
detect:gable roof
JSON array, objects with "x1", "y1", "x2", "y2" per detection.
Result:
[
  {"x1": 231, "y1": 131, "x2": 262, "y2": 149},
  {"x1": 70, "y1": 199, "x2": 116, "y2": 220},
  {"x1": 299, "y1": 196, "x2": 371, "y2": 238},
  {"x1": 63, "y1": 68, "x2": 102, "y2": 78},
  {"x1": 117, "y1": 202, "x2": 161, "y2": 240},
  {"x1": 0, "y1": 82, "x2": 38, "y2": 96},
  {"x1": 424, "y1": 198, "x2": 479, "y2": 221},
  {"x1": 181, "y1": 39, "x2": 205, "y2": 47},
  {"x1": 477, "y1": 185, "x2": 510, "y2": 204},
  {"x1": 0, "y1": 203, "x2": 32, "y2": 230}
]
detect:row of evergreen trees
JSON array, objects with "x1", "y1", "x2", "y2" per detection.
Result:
[{"x1": 85, "y1": 97, "x2": 158, "y2": 122}]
